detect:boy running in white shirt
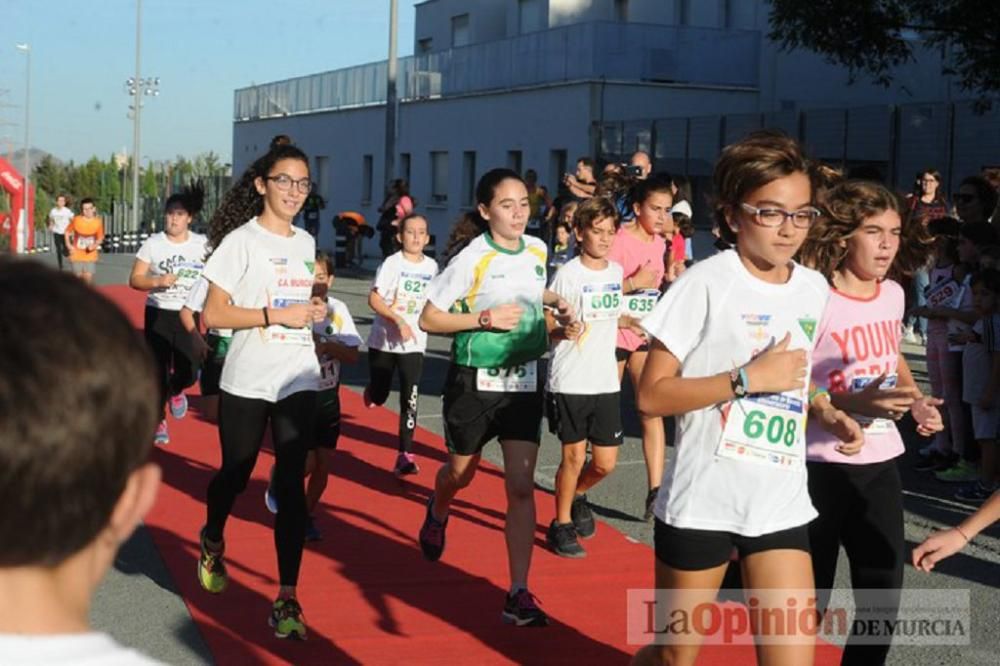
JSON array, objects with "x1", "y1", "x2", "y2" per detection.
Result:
[
  {"x1": 364, "y1": 213, "x2": 438, "y2": 475},
  {"x1": 545, "y1": 196, "x2": 625, "y2": 557}
]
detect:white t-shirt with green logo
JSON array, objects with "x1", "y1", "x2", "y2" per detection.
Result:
[
  {"x1": 426, "y1": 233, "x2": 548, "y2": 369},
  {"x1": 202, "y1": 218, "x2": 321, "y2": 402},
  {"x1": 546, "y1": 257, "x2": 623, "y2": 394},
  {"x1": 367, "y1": 251, "x2": 438, "y2": 353},
  {"x1": 641, "y1": 250, "x2": 829, "y2": 536}
]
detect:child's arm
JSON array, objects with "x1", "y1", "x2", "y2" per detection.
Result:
[
  {"x1": 898, "y1": 353, "x2": 945, "y2": 435},
  {"x1": 913, "y1": 490, "x2": 1000, "y2": 572},
  {"x1": 637, "y1": 333, "x2": 806, "y2": 417},
  {"x1": 368, "y1": 289, "x2": 414, "y2": 342},
  {"x1": 179, "y1": 306, "x2": 210, "y2": 360},
  {"x1": 129, "y1": 258, "x2": 176, "y2": 291},
  {"x1": 808, "y1": 388, "x2": 865, "y2": 455},
  {"x1": 316, "y1": 340, "x2": 359, "y2": 364}
]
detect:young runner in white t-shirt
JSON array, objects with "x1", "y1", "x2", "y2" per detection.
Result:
[
  {"x1": 47, "y1": 195, "x2": 74, "y2": 270},
  {"x1": 417, "y1": 168, "x2": 574, "y2": 628},
  {"x1": 197, "y1": 145, "x2": 326, "y2": 641},
  {"x1": 265, "y1": 251, "x2": 362, "y2": 542},
  {"x1": 129, "y1": 184, "x2": 209, "y2": 445},
  {"x1": 363, "y1": 213, "x2": 438, "y2": 476},
  {"x1": 544, "y1": 196, "x2": 626, "y2": 558},
  {"x1": 799, "y1": 179, "x2": 943, "y2": 665},
  {"x1": 630, "y1": 132, "x2": 863, "y2": 666}
]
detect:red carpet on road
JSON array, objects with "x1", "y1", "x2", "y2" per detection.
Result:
[{"x1": 103, "y1": 285, "x2": 843, "y2": 665}]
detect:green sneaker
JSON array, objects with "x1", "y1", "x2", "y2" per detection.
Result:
[
  {"x1": 935, "y1": 459, "x2": 979, "y2": 484},
  {"x1": 270, "y1": 597, "x2": 307, "y2": 640},
  {"x1": 197, "y1": 528, "x2": 228, "y2": 594}
]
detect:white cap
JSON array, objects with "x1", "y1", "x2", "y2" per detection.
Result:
[{"x1": 671, "y1": 200, "x2": 693, "y2": 217}]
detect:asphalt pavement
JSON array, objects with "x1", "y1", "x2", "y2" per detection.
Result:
[{"x1": 22, "y1": 248, "x2": 1000, "y2": 665}]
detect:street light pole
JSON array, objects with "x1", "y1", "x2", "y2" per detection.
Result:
[
  {"x1": 15, "y1": 43, "x2": 30, "y2": 252},
  {"x1": 131, "y1": 0, "x2": 142, "y2": 233},
  {"x1": 383, "y1": 0, "x2": 398, "y2": 194}
]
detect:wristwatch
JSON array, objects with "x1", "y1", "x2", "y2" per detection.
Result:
[
  {"x1": 478, "y1": 309, "x2": 492, "y2": 329},
  {"x1": 729, "y1": 367, "x2": 748, "y2": 398}
]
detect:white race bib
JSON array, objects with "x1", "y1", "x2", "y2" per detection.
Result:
[
  {"x1": 476, "y1": 361, "x2": 538, "y2": 393},
  {"x1": 318, "y1": 356, "x2": 340, "y2": 391},
  {"x1": 850, "y1": 374, "x2": 898, "y2": 435},
  {"x1": 582, "y1": 282, "x2": 622, "y2": 322},
  {"x1": 77, "y1": 236, "x2": 96, "y2": 250},
  {"x1": 392, "y1": 271, "x2": 432, "y2": 317},
  {"x1": 717, "y1": 392, "x2": 806, "y2": 469},
  {"x1": 263, "y1": 258, "x2": 314, "y2": 346},
  {"x1": 623, "y1": 289, "x2": 659, "y2": 317},
  {"x1": 925, "y1": 279, "x2": 962, "y2": 309},
  {"x1": 172, "y1": 261, "x2": 204, "y2": 291}
]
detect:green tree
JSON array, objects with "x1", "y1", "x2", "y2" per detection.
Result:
[
  {"x1": 141, "y1": 165, "x2": 158, "y2": 198},
  {"x1": 769, "y1": 0, "x2": 1000, "y2": 103}
]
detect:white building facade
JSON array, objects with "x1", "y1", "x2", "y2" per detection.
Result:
[{"x1": 232, "y1": 0, "x2": 1000, "y2": 250}]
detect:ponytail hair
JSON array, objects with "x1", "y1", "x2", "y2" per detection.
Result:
[
  {"x1": 207, "y1": 144, "x2": 309, "y2": 255},
  {"x1": 164, "y1": 181, "x2": 205, "y2": 217},
  {"x1": 443, "y1": 168, "x2": 524, "y2": 263}
]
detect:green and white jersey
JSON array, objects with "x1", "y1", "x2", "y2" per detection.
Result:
[{"x1": 427, "y1": 233, "x2": 548, "y2": 369}]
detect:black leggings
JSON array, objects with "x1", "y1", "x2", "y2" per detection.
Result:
[
  {"x1": 206, "y1": 390, "x2": 316, "y2": 586},
  {"x1": 808, "y1": 459, "x2": 904, "y2": 666},
  {"x1": 144, "y1": 306, "x2": 199, "y2": 413},
  {"x1": 367, "y1": 348, "x2": 423, "y2": 453}
]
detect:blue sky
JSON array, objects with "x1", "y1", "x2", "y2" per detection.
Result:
[{"x1": 0, "y1": 0, "x2": 420, "y2": 165}]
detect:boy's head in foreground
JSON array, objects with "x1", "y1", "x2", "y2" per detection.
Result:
[{"x1": 0, "y1": 260, "x2": 161, "y2": 632}]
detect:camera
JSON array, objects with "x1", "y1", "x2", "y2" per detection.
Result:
[{"x1": 624, "y1": 164, "x2": 643, "y2": 178}]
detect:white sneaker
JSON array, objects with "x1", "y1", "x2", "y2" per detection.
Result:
[{"x1": 902, "y1": 326, "x2": 919, "y2": 344}]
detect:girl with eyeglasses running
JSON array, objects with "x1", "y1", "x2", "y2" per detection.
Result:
[
  {"x1": 798, "y1": 179, "x2": 942, "y2": 666},
  {"x1": 196, "y1": 144, "x2": 326, "y2": 641},
  {"x1": 631, "y1": 132, "x2": 862, "y2": 666}
]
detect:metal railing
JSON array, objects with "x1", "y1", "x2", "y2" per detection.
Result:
[{"x1": 234, "y1": 21, "x2": 761, "y2": 120}]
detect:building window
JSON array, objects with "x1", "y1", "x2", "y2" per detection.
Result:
[
  {"x1": 518, "y1": 0, "x2": 545, "y2": 34},
  {"x1": 417, "y1": 37, "x2": 433, "y2": 54},
  {"x1": 614, "y1": 0, "x2": 629, "y2": 22},
  {"x1": 400, "y1": 152, "x2": 411, "y2": 184},
  {"x1": 677, "y1": 0, "x2": 689, "y2": 26},
  {"x1": 451, "y1": 14, "x2": 470, "y2": 48},
  {"x1": 431, "y1": 151, "x2": 449, "y2": 204},
  {"x1": 462, "y1": 152, "x2": 476, "y2": 207},
  {"x1": 362, "y1": 154, "x2": 373, "y2": 204},
  {"x1": 507, "y1": 150, "x2": 523, "y2": 176}
]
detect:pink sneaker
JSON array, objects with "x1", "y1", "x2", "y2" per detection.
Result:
[
  {"x1": 393, "y1": 452, "x2": 419, "y2": 476},
  {"x1": 154, "y1": 420, "x2": 170, "y2": 446},
  {"x1": 169, "y1": 393, "x2": 189, "y2": 420}
]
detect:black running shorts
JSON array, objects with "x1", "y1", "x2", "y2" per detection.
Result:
[
  {"x1": 442, "y1": 364, "x2": 543, "y2": 456},
  {"x1": 546, "y1": 392, "x2": 623, "y2": 446},
  {"x1": 654, "y1": 519, "x2": 810, "y2": 571}
]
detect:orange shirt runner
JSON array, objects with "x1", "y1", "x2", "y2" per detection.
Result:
[{"x1": 66, "y1": 215, "x2": 105, "y2": 263}]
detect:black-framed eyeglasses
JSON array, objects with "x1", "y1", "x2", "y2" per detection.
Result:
[
  {"x1": 266, "y1": 174, "x2": 312, "y2": 193},
  {"x1": 740, "y1": 203, "x2": 821, "y2": 229}
]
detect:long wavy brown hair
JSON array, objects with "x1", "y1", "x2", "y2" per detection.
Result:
[{"x1": 798, "y1": 179, "x2": 932, "y2": 282}]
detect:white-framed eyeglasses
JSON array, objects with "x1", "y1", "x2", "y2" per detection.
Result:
[{"x1": 740, "y1": 203, "x2": 821, "y2": 229}]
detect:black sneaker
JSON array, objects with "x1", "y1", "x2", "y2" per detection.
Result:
[
  {"x1": 546, "y1": 520, "x2": 586, "y2": 558},
  {"x1": 643, "y1": 487, "x2": 659, "y2": 522},
  {"x1": 502, "y1": 589, "x2": 549, "y2": 627},
  {"x1": 419, "y1": 494, "x2": 448, "y2": 562},
  {"x1": 571, "y1": 494, "x2": 596, "y2": 539}
]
